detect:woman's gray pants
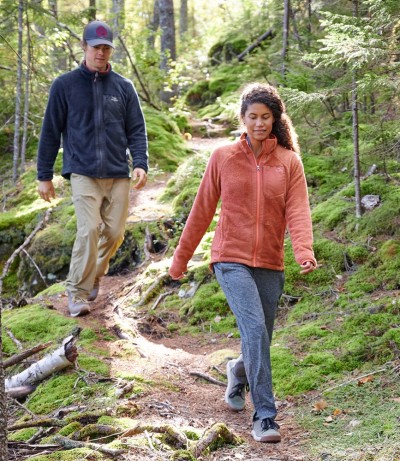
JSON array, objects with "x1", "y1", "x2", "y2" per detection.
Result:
[{"x1": 214, "y1": 262, "x2": 284, "y2": 420}]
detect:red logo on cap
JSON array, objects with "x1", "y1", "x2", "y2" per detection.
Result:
[{"x1": 96, "y1": 26, "x2": 108, "y2": 38}]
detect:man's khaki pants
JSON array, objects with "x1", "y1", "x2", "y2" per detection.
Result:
[{"x1": 66, "y1": 174, "x2": 131, "y2": 298}]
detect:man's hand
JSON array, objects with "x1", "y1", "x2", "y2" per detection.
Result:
[
  {"x1": 300, "y1": 260, "x2": 317, "y2": 275},
  {"x1": 132, "y1": 168, "x2": 147, "y2": 190},
  {"x1": 38, "y1": 180, "x2": 56, "y2": 203}
]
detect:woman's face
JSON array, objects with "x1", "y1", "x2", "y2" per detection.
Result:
[{"x1": 242, "y1": 103, "x2": 275, "y2": 144}]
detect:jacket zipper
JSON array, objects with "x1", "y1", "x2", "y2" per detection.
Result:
[
  {"x1": 253, "y1": 161, "x2": 262, "y2": 266},
  {"x1": 93, "y1": 72, "x2": 103, "y2": 176}
]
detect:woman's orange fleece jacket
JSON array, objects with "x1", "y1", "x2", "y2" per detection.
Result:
[{"x1": 169, "y1": 133, "x2": 316, "y2": 279}]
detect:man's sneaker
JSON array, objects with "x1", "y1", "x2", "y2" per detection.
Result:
[
  {"x1": 67, "y1": 291, "x2": 90, "y2": 317},
  {"x1": 225, "y1": 358, "x2": 247, "y2": 411},
  {"x1": 87, "y1": 278, "x2": 100, "y2": 302},
  {"x1": 251, "y1": 415, "x2": 281, "y2": 443}
]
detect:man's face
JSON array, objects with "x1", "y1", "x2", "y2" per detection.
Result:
[{"x1": 84, "y1": 44, "x2": 113, "y2": 72}]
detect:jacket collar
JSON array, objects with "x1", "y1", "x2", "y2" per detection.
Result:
[
  {"x1": 79, "y1": 61, "x2": 112, "y2": 80},
  {"x1": 239, "y1": 132, "x2": 277, "y2": 158}
]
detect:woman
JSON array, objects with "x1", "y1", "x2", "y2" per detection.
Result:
[{"x1": 169, "y1": 83, "x2": 317, "y2": 443}]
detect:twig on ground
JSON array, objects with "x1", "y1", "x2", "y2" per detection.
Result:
[{"x1": 189, "y1": 371, "x2": 226, "y2": 387}]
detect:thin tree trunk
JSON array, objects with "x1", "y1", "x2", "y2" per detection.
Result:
[
  {"x1": 147, "y1": 0, "x2": 160, "y2": 49},
  {"x1": 0, "y1": 340, "x2": 8, "y2": 460},
  {"x1": 307, "y1": 0, "x2": 312, "y2": 48},
  {"x1": 352, "y1": 0, "x2": 362, "y2": 219},
  {"x1": 112, "y1": 0, "x2": 125, "y2": 62},
  {"x1": 89, "y1": 0, "x2": 96, "y2": 20},
  {"x1": 13, "y1": 0, "x2": 23, "y2": 183},
  {"x1": 159, "y1": 0, "x2": 176, "y2": 103},
  {"x1": 21, "y1": 8, "x2": 32, "y2": 174},
  {"x1": 179, "y1": 0, "x2": 188, "y2": 38},
  {"x1": 281, "y1": 0, "x2": 290, "y2": 78},
  {"x1": 159, "y1": 0, "x2": 176, "y2": 69}
]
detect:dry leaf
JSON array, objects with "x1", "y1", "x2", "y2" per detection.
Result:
[
  {"x1": 325, "y1": 416, "x2": 334, "y2": 423},
  {"x1": 358, "y1": 375, "x2": 374, "y2": 386},
  {"x1": 391, "y1": 397, "x2": 400, "y2": 403},
  {"x1": 313, "y1": 399, "x2": 328, "y2": 411},
  {"x1": 333, "y1": 408, "x2": 342, "y2": 416}
]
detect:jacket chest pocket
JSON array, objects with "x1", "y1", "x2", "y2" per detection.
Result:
[
  {"x1": 262, "y1": 165, "x2": 286, "y2": 197},
  {"x1": 103, "y1": 94, "x2": 125, "y2": 123}
]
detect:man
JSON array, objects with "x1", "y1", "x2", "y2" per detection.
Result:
[{"x1": 37, "y1": 20, "x2": 148, "y2": 317}]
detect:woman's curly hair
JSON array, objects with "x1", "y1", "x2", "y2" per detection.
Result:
[{"x1": 239, "y1": 82, "x2": 299, "y2": 153}]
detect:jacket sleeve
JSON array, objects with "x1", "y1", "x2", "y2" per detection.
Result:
[
  {"x1": 169, "y1": 153, "x2": 221, "y2": 279},
  {"x1": 125, "y1": 82, "x2": 149, "y2": 173},
  {"x1": 37, "y1": 78, "x2": 67, "y2": 181},
  {"x1": 285, "y1": 155, "x2": 317, "y2": 266}
]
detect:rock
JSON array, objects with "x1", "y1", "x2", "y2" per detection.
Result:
[{"x1": 361, "y1": 194, "x2": 380, "y2": 210}]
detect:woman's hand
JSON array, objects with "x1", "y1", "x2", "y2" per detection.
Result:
[{"x1": 300, "y1": 260, "x2": 317, "y2": 275}]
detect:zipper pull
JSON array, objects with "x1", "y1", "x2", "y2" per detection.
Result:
[
  {"x1": 94, "y1": 71, "x2": 99, "y2": 83},
  {"x1": 256, "y1": 165, "x2": 261, "y2": 171}
]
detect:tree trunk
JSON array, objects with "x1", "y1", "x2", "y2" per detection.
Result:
[
  {"x1": 0, "y1": 345, "x2": 8, "y2": 460},
  {"x1": 307, "y1": 0, "x2": 312, "y2": 48},
  {"x1": 13, "y1": 0, "x2": 23, "y2": 183},
  {"x1": 281, "y1": 0, "x2": 290, "y2": 78},
  {"x1": 159, "y1": 0, "x2": 176, "y2": 103},
  {"x1": 159, "y1": 0, "x2": 176, "y2": 69},
  {"x1": 20, "y1": 8, "x2": 32, "y2": 174},
  {"x1": 0, "y1": 310, "x2": 8, "y2": 460},
  {"x1": 147, "y1": 0, "x2": 160, "y2": 49},
  {"x1": 112, "y1": 0, "x2": 125, "y2": 62},
  {"x1": 88, "y1": 0, "x2": 96, "y2": 20},
  {"x1": 179, "y1": 0, "x2": 188, "y2": 38},
  {"x1": 352, "y1": 0, "x2": 362, "y2": 219}
]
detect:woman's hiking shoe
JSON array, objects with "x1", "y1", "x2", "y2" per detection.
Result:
[
  {"x1": 251, "y1": 415, "x2": 281, "y2": 443},
  {"x1": 87, "y1": 278, "x2": 100, "y2": 301},
  {"x1": 67, "y1": 291, "x2": 90, "y2": 317},
  {"x1": 225, "y1": 358, "x2": 246, "y2": 411}
]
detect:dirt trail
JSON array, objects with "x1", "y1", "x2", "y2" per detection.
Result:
[{"x1": 51, "y1": 136, "x2": 308, "y2": 460}]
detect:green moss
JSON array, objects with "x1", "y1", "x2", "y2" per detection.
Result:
[
  {"x1": 144, "y1": 107, "x2": 191, "y2": 172},
  {"x1": 8, "y1": 427, "x2": 38, "y2": 442},
  {"x1": 77, "y1": 355, "x2": 110, "y2": 376},
  {"x1": 2, "y1": 304, "x2": 76, "y2": 347},
  {"x1": 58, "y1": 421, "x2": 82, "y2": 436},
  {"x1": 26, "y1": 448, "x2": 105, "y2": 460},
  {"x1": 27, "y1": 374, "x2": 86, "y2": 414}
]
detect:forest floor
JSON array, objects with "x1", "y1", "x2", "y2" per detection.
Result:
[{"x1": 47, "y1": 135, "x2": 311, "y2": 461}]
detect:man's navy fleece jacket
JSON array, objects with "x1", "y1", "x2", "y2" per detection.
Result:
[{"x1": 37, "y1": 63, "x2": 148, "y2": 181}]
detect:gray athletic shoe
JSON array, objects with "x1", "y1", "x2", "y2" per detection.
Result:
[
  {"x1": 251, "y1": 415, "x2": 281, "y2": 443},
  {"x1": 67, "y1": 291, "x2": 90, "y2": 317},
  {"x1": 225, "y1": 358, "x2": 247, "y2": 411},
  {"x1": 87, "y1": 278, "x2": 100, "y2": 302}
]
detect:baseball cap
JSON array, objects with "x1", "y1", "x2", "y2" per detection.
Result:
[{"x1": 83, "y1": 20, "x2": 115, "y2": 48}]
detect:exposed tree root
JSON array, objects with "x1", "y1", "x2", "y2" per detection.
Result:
[
  {"x1": 192, "y1": 422, "x2": 243, "y2": 457},
  {"x1": 53, "y1": 435, "x2": 125, "y2": 457}
]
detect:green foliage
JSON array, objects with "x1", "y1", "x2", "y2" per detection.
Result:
[
  {"x1": 161, "y1": 150, "x2": 210, "y2": 218},
  {"x1": 144, "y1": 107, "x2": 191, "y2": 172},
  {"x1": 185, "y1": 64, "x2": 245, "y2": 109}
]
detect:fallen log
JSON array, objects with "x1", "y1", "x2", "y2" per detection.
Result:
[
  {"x1": 4, "y1": 341, "x2": 53, "y2": 369},
  {"x1": 5, "y1": 335, "x2": 78, "y2": 391},
  {"x1": 237, "y1": 28, "x2": 275, "y2": 61}
]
